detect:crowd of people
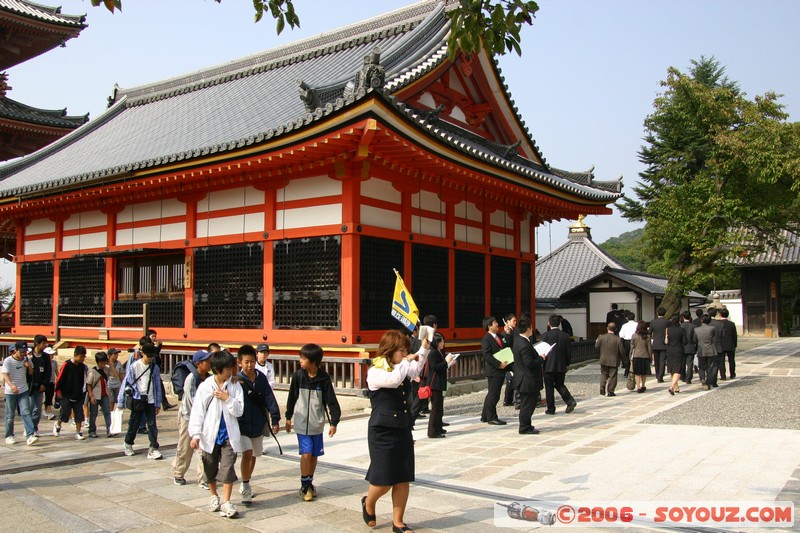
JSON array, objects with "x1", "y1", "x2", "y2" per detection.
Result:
[{"x1": 2, "y1": 306, "x2": 738, "y2": 529}]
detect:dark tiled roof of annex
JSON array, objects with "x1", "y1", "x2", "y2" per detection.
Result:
[
  {"x1": 535, "y1": 220, "x2": 625, "y2": 301},
  {"x1": 730, "y1": 229, "x2": 800, "y2": 267},
  {"x1": 0, "y1": 0, "x2": 622, "y2": 205},
  {"x1": 0, "y1": 96, "x2": 88, "y2": 129}
]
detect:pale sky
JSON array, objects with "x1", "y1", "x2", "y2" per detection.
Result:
[{"x1": 2, "y1": 0, "x2": 799, "y2": 289}]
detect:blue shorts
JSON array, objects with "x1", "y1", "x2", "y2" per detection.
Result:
[{"x1": 297, "y1": 433, "x2": 324, "y2": 457}]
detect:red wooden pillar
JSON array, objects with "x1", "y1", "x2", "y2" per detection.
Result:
[
  {"x1": 178, "y1": 193, "x2": 204, "y2": 337},
  {"x1": 337, "y1": 161, "x2": 364, "y2": 343}
]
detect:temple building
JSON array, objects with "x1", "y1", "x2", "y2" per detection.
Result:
[
  {"x1": 0, "y1": 0, "x2": 621, "y2": 358},
  {"x1": 0, "y1": 0, "x2": 88, "y2": 161}
]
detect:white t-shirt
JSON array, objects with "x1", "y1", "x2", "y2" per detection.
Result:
[
  {"x1": 255, "y1": 360, "x2": 275, "y2": 389},
  {"x1": 619, "y1": 320, "x2": 638, "y2": 341},
  {"x1": 1, "y1": 355, "x2": 30, "y2": 394}
]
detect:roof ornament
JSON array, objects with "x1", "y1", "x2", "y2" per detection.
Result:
[
  {"x1": 345, "y1": 47, "x2": 385, "y2": 100},
  {"x1": 423, "y1": 103, "x2": 446, "y2": 124},
  {"x1": 297, "y1": 80, "x2": 319, "y2": 112},
  {"x1": 503, "y1": 140, "x2": 521, "y2": 159}
]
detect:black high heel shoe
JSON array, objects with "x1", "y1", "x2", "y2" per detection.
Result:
[
  {"x1": 392, "y1": 525, "x2": 414, "y2": 533},
  {"x1": 361, "y1": 496, "x2": 376, "y2": 527}
]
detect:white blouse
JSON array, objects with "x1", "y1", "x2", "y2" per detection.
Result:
[{"x1": 367, "y1": 359, "x2": 421, "y2": 391}]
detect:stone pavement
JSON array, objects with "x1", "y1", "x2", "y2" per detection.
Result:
[{"x1": 1, "y1": 339, "x2": 798, "y2": 532}]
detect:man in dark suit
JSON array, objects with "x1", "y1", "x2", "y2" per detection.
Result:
[
  {"x1": 708, "y1": 308, "x2": 725, "y2": 381},
  {"x1": 596, "y1": 322, "x2": 626, "y2": 396},
  {"x1": 541, "y1": 315, "x2": 577, "y2": 414},
  {"x1": 558, "y1": 315, "x2": 574, "y2": 338},
  {"x1": 719, "y1": 308, "x2": 738, "y2": 379},
  {"x1": 695, "y1": 314, "x2": 717, "y2": 390},
  {"x1": 511, "y1": 317, "x2": 545, "y2": 434},
  {"x1": 480, "y1": 316, "x2": 508, "y2": 425},
  {"x1": 649, "y1": 307, "x2": 669, "y2": 382},
  {"x1": 692, "y1": 308, "x2": 704, "y2": 327},
  {"x1": 606, "y1": 304, "x2": 621, "y2": 334}
]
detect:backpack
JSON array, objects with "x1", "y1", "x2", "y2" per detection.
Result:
[{"x1": 171, "y1": 360, "x2": 200, "y2": 400}]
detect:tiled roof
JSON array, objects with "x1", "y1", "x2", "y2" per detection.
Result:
[
  {"x1": 559, "y1": 266, "x2": 705, "y2": 300},
  {"x1": 0, "y1": 0, "x2": 86, "y2": 26},
  {"x1": 535, "y1": 234, "x2": 625, "y2": 300},
  {"x1": 0, "y1": 96, "x2": 88, "y2": 128},
  {"x1": 0, "y1": 0, "x2": 621, "y2": 205},
  {"x1": 730, "y1": 229, "x2": 800, "y2": 267}
]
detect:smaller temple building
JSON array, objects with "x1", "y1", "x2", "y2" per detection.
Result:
[{"x1": 0, "y1": 0, "x2": 88, "y2": 161}]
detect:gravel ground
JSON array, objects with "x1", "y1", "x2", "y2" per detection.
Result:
[{"x1": 643, "y1": 376, "x2": 800, "y2": 430}]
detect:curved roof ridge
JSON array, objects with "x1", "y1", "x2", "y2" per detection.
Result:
[
  {"x1": 0, "y1": 96, "x2": 88, "y2": 128},
  {"x1": 0, "y1": 0, "x2": 86, "y2": 26},
  {"x1": 113, "y1": 0, "x2": 441, "y2": 105}
]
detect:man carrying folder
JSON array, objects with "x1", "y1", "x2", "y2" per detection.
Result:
[{"x1": 480, "y1": 317, "x2": 509, "y2": 425}]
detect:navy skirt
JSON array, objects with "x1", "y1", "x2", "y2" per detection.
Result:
[{"x1": 365, "y1": 424, "x2": 415, "y2": 486}]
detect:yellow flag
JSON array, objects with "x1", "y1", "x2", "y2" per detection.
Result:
[{"x1": 391, "y1": 270, "x2": 419, "y2": 332}]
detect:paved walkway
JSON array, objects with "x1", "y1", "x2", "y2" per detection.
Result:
[{"x1": 1, "y1": 339, "x2": 798, "y2": 532}]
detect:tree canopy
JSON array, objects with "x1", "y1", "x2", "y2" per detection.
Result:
[
  {"x1": 619, "y1": 57, "x2": 800, "y2": 316},
  {"x1": 90, "y1": 0, "x2": 539, "y2": 58}
]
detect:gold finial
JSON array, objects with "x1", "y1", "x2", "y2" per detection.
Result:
[{"x1": 571, "y1": 215, "x2": 587, "y2": 228}]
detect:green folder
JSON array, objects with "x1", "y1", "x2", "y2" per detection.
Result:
[{"x1": 493, "y1": 347, "x2": 514, "y2": 364}]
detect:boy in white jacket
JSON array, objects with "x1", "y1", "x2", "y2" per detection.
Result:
[{"x1": 189, "y1": 351, "x2": 244, "y2": 518}]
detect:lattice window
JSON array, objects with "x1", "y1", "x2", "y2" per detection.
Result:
[
  {"x1": 455, "y1": 250, "x2": 485, "y2": 328},
  {"x1": 194, "y1": 243, "x2": 263, "y2": 329},
  {"x1": 274, "y1": 236, "x2": 341, "y2": 330},
  {"x1": 521, "y1": 262, "x2": 532, "y2": 314},
  {"x1": 360, "y1": 236, "x2": 404, "y2": 331},
  {"x1": 59, "y1": 258, "x2": 105, "y2": 327},
  {"x1": 412, "y1": 243, "x2": 449, "y2": 328},
  {"x1": 118, "y1": 254, "x2": 184, "y2": 300},
  {"x1": 112, "y1": 300, "x2": 184, "y2": 329},
  {"x1": 490, "y1": 255, "x2": 517, "y2": 320},
  {"x1": 20, "y1": 261, "x2": 53, "y2": 325}
]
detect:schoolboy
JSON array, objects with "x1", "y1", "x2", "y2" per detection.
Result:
[
  {"x1": 2, "y1": 340, "x2": 37, "y2": 445},
  {"x1": 285, "y1": 343, "x2": 341, "y2": 501},
  {"x1": 117, "y1": 342, "x2": 163, "y2": 459},
  {"x1": 44, "y1": 346, "x2": 58, "y2": 420},
  {"x1": 255, "y1": 343, "x2": 276, "y2": 389},
  {"x1": 29, "y1": 334, "x2": 51, "y2": 436},
  {"x1": 85, "y1": 351, "x2": 113, "y2": 438},
  {"x1": 189, "y1": 350, "x2": 244, "y2": 518},
  {"x1": 54, "y1": 345, "x2": 89, "y2": 440},
  {"x1": 237, "y1": 345, "x2": 280, "y2": 504},
  {"x1": 106, "y1": 348, "x2": 124, "y2": 411},
  {"x1": 173, "y1": 349, "x2": 212, "y2": 487}
]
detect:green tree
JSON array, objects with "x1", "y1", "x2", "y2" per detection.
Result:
[
  {"x1": 90, "y1": 0, "x2": 539, "y2": 58},
  {"x1": 619, "y1": 57, "x2": 800, "y2": 317},
  {"x1": 598, "y1": 228, "x2": 649, "y2": 272}
]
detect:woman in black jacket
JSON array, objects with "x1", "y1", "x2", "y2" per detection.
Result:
[{"x1": 426, "y1": 333, "x2": 455, "y2": 439}]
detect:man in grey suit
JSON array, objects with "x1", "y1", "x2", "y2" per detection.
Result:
[
  {"x1": 649, "y1": 307, "x2": 669, "y2": 383},
  {"x1": 595, "y1": 323, "x2": 626, "y2": 396},
  {"x1": 708, "y1": 308, "x2": 725, "y2": 381},
  {"x1": 695, "y1": 314, "x2": 717, "y2": 390}
]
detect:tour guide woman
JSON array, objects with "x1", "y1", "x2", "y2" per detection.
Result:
[{"x1": 361, "y1": 330, "x2": 420, "y2": 533}]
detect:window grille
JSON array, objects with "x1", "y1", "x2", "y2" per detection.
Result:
[
  {"x1": 490, "y1": 255, "x2": 517, "y2": 320},
  {"x1": 274, "y1": 236, "x2": 341, "y2": 329},
  {"x1": 20, "y1": 261, "x2": 53, "y2": 325},
  {"x1": 59, "y1": 257, "x2": 105, "y2": 327},
  {"x1": 360, "y1": 236, "x2": 404, "y2": 331},
  {"x1": 411, "y1": 243, "x2": 449, "y2": 328},
  {"x1": 455, "y1": 250, "x2": 485, "y2": 328}
]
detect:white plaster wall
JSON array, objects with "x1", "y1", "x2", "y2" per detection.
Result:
[
  {"x1": 196, "y1": 186, "x2": 264, "y2": 212},
  {"x1": 64, "y1": 211, "x2": 106, "y2": 231},
  {"x1": 411, "y1": 190, "x2": 442, "y2": 213},
  {"x1": 521, "y1": 213, "x2": 531, "y2": 253},
  {"x1": 26, "y1": 218, "x2": 55, "y2": 235},
  {"x1": 361, "y1": 178, "x2": 400, "y2": 203},
  {"x1": 455, "y1": 224, "x2": 482, "y2": 245},
  {"x1": 720, "y1": 297, "x2": 744, "y2": 333},
  {"x1": 412, "y1": 216, "x2": 444, "y2": 238},
  {"x1": 24, "y1": 238, "x2": 55, "y2": 255},
  {"x1": 490, "y1": 231, "x2": 511, "y2": 250},
  {"x1": 198, "y1": 214, "x2": 260, "y2": 238},
  {"x1": 361, "y1": 206, "x2": 401, "y2": 230},
  {"x1": 63, "y1": 231, "x2": 107, "y2": 251},
  {"x1": 590, "y1": 290, "x2": 637, "y2": 323},
  {"x1": 278, "y1": 175, "x2": 341, "y2": 202},
  {"x1": 119, "y1": 198, "x2": 185, "y2": 222},
  {"x1": 535, "y1": 308, "x2": 587, "y2": 340},
  {"x1": 275, "y1": 204, "x2": 341, "y2": 230},
  {"x1": 417, "y1": 92, "x2": 437, "y2": 109},
  {"x1": 450, "y1": 105, "x2": 466, "y2": 122},
  {"x1": 455, "y1": 201, "x2": 482, "y2": 222}
]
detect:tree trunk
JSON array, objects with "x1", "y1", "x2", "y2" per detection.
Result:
[{"x1": 659, "y1": 283, "x2": 684, "y2": 319}]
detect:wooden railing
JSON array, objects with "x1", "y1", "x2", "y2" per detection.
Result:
[{"x1": 56, "y1": 303, "x2": 149, "y2": 341}]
